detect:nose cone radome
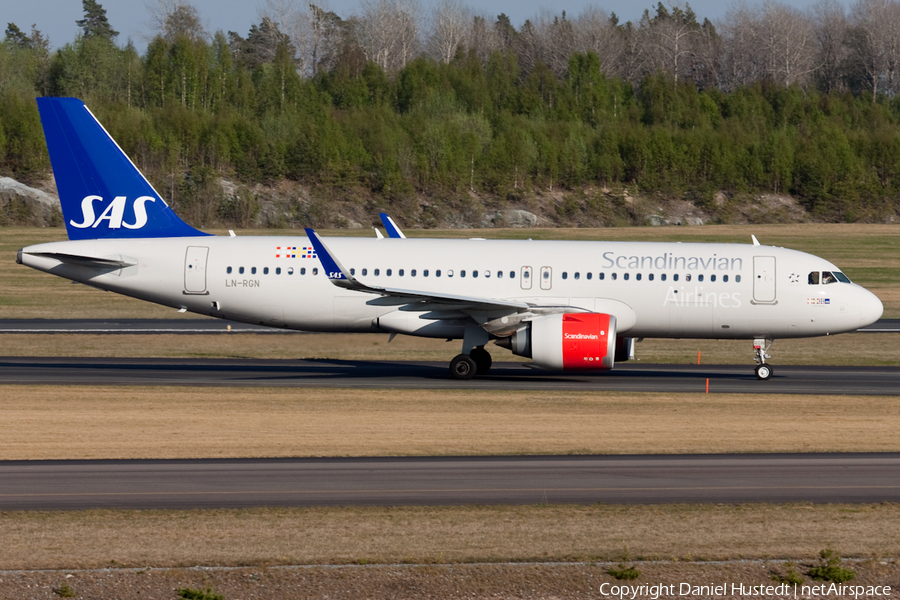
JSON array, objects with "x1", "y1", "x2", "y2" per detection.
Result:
[{"x1": 858, "y1": 288, "x2": 884, "y2": 327}]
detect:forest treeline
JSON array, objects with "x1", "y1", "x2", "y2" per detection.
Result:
[{"x1": 2, "y1": 0, "x2": 900, "y2": 226}]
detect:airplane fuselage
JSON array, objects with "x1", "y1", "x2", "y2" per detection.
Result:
[{"x1": 18, "y1": 235, "x2": 882, "y2": 341}]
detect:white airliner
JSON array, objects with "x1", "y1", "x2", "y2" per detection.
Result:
[{"x1": 17, "y1": 98, "x2": 884, "y2": 380}]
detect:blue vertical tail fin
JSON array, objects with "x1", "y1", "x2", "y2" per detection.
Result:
[{"x1": 36, "y1": 97, "x2": 209, "y2": 240}]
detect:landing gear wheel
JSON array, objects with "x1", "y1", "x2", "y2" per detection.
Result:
[
  {"x1": 450, "y1": 354, "x2": 477, "y2": 380},
  {"x1": 755, "y1": 364, "x2": 773, "y2": 380},
  {"x1": 469, "y1": 347, "x2": 492, "y2": 375}
]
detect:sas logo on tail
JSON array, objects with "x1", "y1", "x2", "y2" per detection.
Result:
[{"x1": 70, "y1": 195, "x2": 156, "y2": 229}]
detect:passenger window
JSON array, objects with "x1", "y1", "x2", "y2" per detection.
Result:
[
  {"x1": 227, "y1": 266, "x2": 232, "y2": 274},
  {"x1": 313, "y1": 268, "x2": 318, "y2": 275},
  {"x1": 424, "y1": 270, "x2": 429, "y2": 277},
  {"x1": 562, "y1": 272, "x2": 568, "y2": 280},
  {"x1": 460, "y1": 270, "x2": 466, "y2": 278},
  {"x1": 251, "y1": 267, "x2": 257, "y2": 275},
  {"x1": 509, "y1": 271, "x2": 515, "y2": 279},
  {"x1": 496, "y1": 271, "x2": 502, "y2": 279},
  {"x1": 624, "y1": 273, "x2": 629, "y2": 281},
  {"x1": 447, "y1": 270, "x2": 453, "y2": 277},
  {"x1": 473, "y1": 270, "x2": 478, "y2": 278},
  {"x1": 710, "y1": 274, "x2": 716, "y2": 282},
  {"x1": 374, "y1": 269, "x2": 380, "y2": 276},
  {"x1": 809, "y1": 271, "x2": 819, "y2": 285},
  {"x1": 735, "y1": 275, "x2": 741, "y2": 283},
  {"x1": 636, "y1": 273, "x2": 641, "y2": 281},
  {"x1": 436, "y1": 270, "x2": 442, "y2": 277},
  {"x1": 288, "y1": 267, "x2": 294, "y2": 275},
  {"x1": 263, "y1": 267, "x2": 269, "y2": 275},
  {"x1": 362, "y1": 268, "x2": 368, "y2": 276},
  {"x1": 723, "y1": 274, "x2": 728, "y2": 282},
  {"x1": 574, "y1": 272, "x2": 580, "y2": 280},
  {"x1": 661, "y1": 274, "x2": 666, "y2": 281},
  {"x1": 484, "y1": 271, "x2": 490, "y2": 278},
  {"x1": 398, "y1": 269, "x2": 404, "y2": 276},
  {"x1": 587, "y1": 273, "x2": 592, "y2": 280},
  {"x1": 239, "y1": 267, "x2": 245, "y2": 274},
  {"x1": 411, "y1": 270, "x2": 416, "y2": 277},
  {"x1": 300, "y1": 267, "x2": 306, "y2": 275},
  {"x1": 599, "y1": 273, "x2": 605, "y2": 280},
  {"x1": 611, "y1": 273, "x2": 617, "y2": 280},
  {"x1": 685, "y1": 274, "x2": 692, "y2": 282},
  {"x1": 387, "y1": 269, "x2": 392, "y2": 276},
  {"x1": 673, "y1": 274, "x2": 679, "y2": 282},
  {"x1": 698, "y1": 274, "x2": 703, "y2": 282},
  {"x1": 276, "y1": 267, "x2": 281, "y2": 275},
  {"x1": 648, "y1": 273, "x2": 654, "y2": 281},
  {"x1": 350, "y1": 268, "x2": 355, "y2": 276},
  {"x1": 523, "y1": 271, "x2": 530, "y2": 279}
]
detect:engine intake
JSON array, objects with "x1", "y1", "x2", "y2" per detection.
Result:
[{"x1": 497, "y1": 313, "x2": 617, "y2": 371}]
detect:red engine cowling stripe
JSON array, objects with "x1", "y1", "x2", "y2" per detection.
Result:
[{"x1": 561, "y1": 313, "x2": 611, "y2": 370}]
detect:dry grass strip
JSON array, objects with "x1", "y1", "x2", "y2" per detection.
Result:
[
  {"x1": 1, "y1": 387, "x2": 899, "y2": 460},
  {"x1": 1, "y1": 504, "x2": 899, "y2": 569}
]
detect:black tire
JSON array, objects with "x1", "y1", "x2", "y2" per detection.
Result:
[
  {"x1": 450, "y1": 354, "x2": 478, "y2": 380},
  {"x1": 470, "y1": 347, "x2": 493, "y2": 375},
  {"x1": 755, "y1": 364, "x2": 773, "y2": 380}
]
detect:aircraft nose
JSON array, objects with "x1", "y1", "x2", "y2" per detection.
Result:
[{"x1": 858, "y1": 288, "x2": 884, "y2": 327}]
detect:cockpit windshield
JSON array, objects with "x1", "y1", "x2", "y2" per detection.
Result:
[{"x1": 809, "y1": 270, "x2": 851, "y2": 284}]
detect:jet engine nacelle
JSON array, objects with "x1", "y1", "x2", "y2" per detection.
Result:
[{"x1": 498, "y1": 313, "x2": 617, "y2": 371}]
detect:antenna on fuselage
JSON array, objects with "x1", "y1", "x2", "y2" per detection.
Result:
[{"x1": 751, "y1": 235, "x2": 760, "y2": 246}]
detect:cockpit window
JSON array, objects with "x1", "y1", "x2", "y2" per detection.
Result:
[
  {"x1": 808, "y1": 271, "x2": 819, "y2": 285},
  {"x1": 834, "y1": 271, "x2": 851, "y2": 283},
  {"x1": 822, "y1": 271, "x2": 838, "y2": 284}
]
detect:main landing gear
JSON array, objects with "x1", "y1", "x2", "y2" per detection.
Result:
[
  {"x1": 450, "y1": 346, "x2": 492, "y2": 380},
  {"x1": 449, "y1": 322, "x2": 493, "y2": 380},
  {"x1": 753, "y1": 338, "x2": 774, "y2": 380}
]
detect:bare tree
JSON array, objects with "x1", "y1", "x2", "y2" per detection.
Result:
[
  {"x1": 466, "y1": 13, "x2": 501, "y2": 63},
  {"x1": 356, "y1": 0, "x2": 421, "y2": 72},
  {"x1": 758, "y1": 1, "x2": 818, "y2": 86},
  {"x1": 145, "y1": 0, "x2": 207, "y2": 42},
  {"x1": 572, "y1": 6, "x2": 625, "y2": 76},
  {"x1": 643, "y1": 3, "x2": 702, "y2": 85},
  {"x1": 812, "y1": 0, "x2": 850, "y2": 92},
  {"x1": 849, "y1": 0, "x2": 900, "y2": 98},
  {"x1": 428, "y1": 0, "x2": 470, "y2": 64}
]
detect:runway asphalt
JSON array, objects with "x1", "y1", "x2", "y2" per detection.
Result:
[
  {"x1": 1, "y1": 356, "x2": 898, "y2": 394},
  {"x1": 2, "y1": 453, "x2": 898, "y2": 510}
]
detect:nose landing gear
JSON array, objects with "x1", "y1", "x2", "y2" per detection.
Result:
[{"x1": 753, "y1": 338, "x2": 774, "y2": 380}]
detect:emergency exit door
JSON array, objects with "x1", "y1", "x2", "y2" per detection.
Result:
[
  {"x1": 184, "y1": 246, "x2": 209, "y2": 294},
  {"x1": 753, "y1": 256, "x2": 776, "y2": 304}
]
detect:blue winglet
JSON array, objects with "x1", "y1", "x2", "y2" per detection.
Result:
[
  {"x1": 304, "y1": 228, "x2": 349, "y2": 282},
  {"x1": 379, "y1": 213, "x2": 406, "y2": 239},
  {"x1": 37, "y1": 97, "x2": 209, "y2": 240}
]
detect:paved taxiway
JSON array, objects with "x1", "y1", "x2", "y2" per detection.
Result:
[
  {"x1": 1, "y1": 454, "x2": 898, "y2": 510},
  {"x1": 1, "y1": 356, "x2": 898, "y2": 394}
]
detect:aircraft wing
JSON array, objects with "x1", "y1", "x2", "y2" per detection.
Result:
[{"x1": 304, "y1": 228, "x2": 529, "y2": 312}]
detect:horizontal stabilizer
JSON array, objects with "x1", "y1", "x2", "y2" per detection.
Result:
[{"x1": 22, "y1": 251, "x2": 136, "y2": 269}]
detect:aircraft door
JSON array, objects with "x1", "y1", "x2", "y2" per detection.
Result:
[
  {"x1": 753, "y1": 256, "x2": 776, "y2": 304},
  {"x1": 540, "y1": 266, "x2": 552, "y2": 290},
  {"x1": 520, "y1": 266, "x2": 533, "y2": 290},
  {"x1": 184, "y1": 246, "x2": 209, "y2": 294}
]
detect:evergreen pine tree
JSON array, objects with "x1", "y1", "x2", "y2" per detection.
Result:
[{"x1": 76, "y1": 0, "x2": 118, "y2": 41}]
